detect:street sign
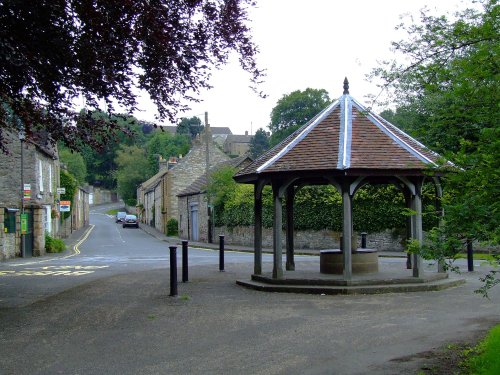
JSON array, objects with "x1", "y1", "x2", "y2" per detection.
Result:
[
  {"x1": 23, "y1": 183, "x2": 31, "y2": 201},
  {"x1": 59, "y1": 200, "x2": 71, "y2": 212},
  {"x1": 56, "y1": 187, "x2": 66, "y2": 194}
]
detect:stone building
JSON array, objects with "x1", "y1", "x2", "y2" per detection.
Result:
[
  {"x1": 0, "y1": 131, "x2": 60, "y2": 259},
  {"x1": 137, "y1": 127, "x2": 229, "y2": 234},
  {"x1": 59, "y1": 185, "x2": 90, "y2": 238},
  {"x1": 178, "y1": 156, "x2": 252, "y2": 242},
  {"x1": 223, "y1": 132, "x2": 252, "y2": 157}
]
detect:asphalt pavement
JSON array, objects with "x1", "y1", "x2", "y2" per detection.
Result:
[{"x1": 0, "y1": 223, "x2": 499, "y2": 375}]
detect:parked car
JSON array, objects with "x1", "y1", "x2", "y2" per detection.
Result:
[
  {"x1": 122, "y1": 214, "x2": 139, "y2": 228},
  {"x1": 115, "y1": 211, "x2": 127, "y2": 223}
]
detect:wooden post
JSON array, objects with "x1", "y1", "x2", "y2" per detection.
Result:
[
  {"x1": 254, "y1": 183, "x2": 263, "y2": 275},
  {"x1": 412, "y1": 180, "x2": 424, "y2": 278},
  {"x1": 272, "y1": 182, "x2": 283, "y2": 279},
  {"x1": 286, "y1": 186, "x2": 295, "y2": 271},
  {"x1": 342, "y1": 184, "x2": 352, "y2": 280}
]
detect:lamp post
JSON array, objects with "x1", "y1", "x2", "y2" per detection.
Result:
[{"x1": 19, "y1": 130, "x2": 25, "y2": 258}]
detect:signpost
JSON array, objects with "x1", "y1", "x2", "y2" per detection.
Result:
[{"x1": 23, "y1": 183, "x2": 31, "y2": 201}]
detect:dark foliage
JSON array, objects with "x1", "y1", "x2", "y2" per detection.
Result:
[{"x1": 0, "y1": 0, "x2": 263, "y2": 153}]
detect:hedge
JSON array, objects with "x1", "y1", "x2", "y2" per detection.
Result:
[{"x1": 215, "y1": 184, "x2": 438, "y2": 233}]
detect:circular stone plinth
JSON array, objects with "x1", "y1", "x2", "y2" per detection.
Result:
[{"x1": 320, "y1": 249, "x2": 378, "y2": 274}]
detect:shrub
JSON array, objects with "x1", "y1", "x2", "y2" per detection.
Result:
[
  {"x1": 45, "y1": 233, "x2": 66, "y2": 253},
  {"x1": 166, "y1": 218, "x2": 178, "y2": 236}
]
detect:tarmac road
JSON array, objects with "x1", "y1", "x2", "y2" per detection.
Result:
[{"x1": 0, "y1": 205, "x2": 499, "y2": 374}]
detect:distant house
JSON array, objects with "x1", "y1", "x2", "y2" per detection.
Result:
[
  {"x1": 223, "y1": 132, "x2": 252, "y2": 157},
  {"x1": 161, "y1": 125, "x2": 232, "y2": 137},
  {"x1": 0, "y1": 131, "x2": 60, "y2": 259},
  {"x1": 178, "y1": 155, "x2": 252, "y2": 242},
  {"x1": 136, "y1": 127, "x2": 230, "y2": 234}
]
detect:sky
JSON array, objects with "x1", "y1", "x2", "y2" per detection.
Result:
[{"x1": 133, "y1": 0, "x2": 469, "y2": 135}]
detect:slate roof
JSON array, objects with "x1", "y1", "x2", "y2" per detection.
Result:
[
  {"x1": 235, "y1": 89, "x2": 445, "y2": 182},
  {"x1": 160, "y1": 125, "x2": 233, "y2": 135},
  {"x1": 178, "y1": 156, "x2": 252, "y2": 197},
  {"x1": 225, "y1": 134, "x2": 252, "y2": 143}
]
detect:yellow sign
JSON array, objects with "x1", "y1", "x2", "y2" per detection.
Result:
[{"x1": 20, "y1": 213, "x2": 28, "y2": 234}]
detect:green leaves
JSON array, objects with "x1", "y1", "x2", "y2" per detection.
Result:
[{"x1": 268, "y1": 88, "x2": 331, "y2": 146}]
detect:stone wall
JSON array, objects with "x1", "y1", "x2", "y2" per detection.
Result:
[
  {"x1": 89, "y1": 187, "x2": 117, "y2": 205},
  {"x1": 214, "y1": 226, "x2": 406, "y2": 252},
  {"x1": 178, "y1": 194, "x2": 210, "y2": 242}
]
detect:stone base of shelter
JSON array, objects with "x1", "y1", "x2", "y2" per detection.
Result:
[
  {"x1": 320, "y1": 249, "x2": 378, "y2": 274},
  {"x1": 237, "y1": 271, "x2": 465, "y2": 295}
]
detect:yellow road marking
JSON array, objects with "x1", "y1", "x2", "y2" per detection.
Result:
[{"x1": 10, "y1": 225, "x2": 95, "y2": 267}]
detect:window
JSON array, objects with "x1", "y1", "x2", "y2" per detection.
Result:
[
  {"x1": 38, "y1": 159, "x2": 43, "y2": 192},
  {"x1": 48, "y1": 164, "x2": 52, "y2": 193}
]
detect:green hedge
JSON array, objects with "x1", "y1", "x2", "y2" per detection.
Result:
[
  {"x1": 216, "y1": 184, "x2": 438, "y2": 233},
  {"x1": 45, "y1": 233, "x2": 66, "y2": 253}
]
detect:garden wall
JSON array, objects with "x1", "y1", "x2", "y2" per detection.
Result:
[{"x1": 214, "y1": 226, "x2": 406, "y2": 252}]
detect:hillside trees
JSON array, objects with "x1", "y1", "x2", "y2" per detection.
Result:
[
  {"x1": 373, "y1": 0, "x2": 499, "y2": 293},
  {"x1": 0, "y1": 0, "x2": 263, "y2": 154},
  {"x1": 146, "y1": 131, "x2": 190, "y2": 175},
  {"x1": 58, "y1": 146, "x2": 87, "y2": 185},
  {"x1": 114, "y1": 145, "x2": 151, "y2": 206}
]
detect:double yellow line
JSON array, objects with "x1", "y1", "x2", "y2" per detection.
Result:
[{"x1": 63, "y1": 224, "x2": 95, "y2": 259}]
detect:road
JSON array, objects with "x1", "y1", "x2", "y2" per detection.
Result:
[
  {"x1": 1, "y1": 204, "x2": 499, "y2": 375},
  {"x1": 0, "y1": 203, "x2": 288, "y2": 308}
]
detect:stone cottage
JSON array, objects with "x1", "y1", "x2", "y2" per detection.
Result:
[
  {"x1": 0, "y1": 130, "x2": 60, "y2": 259},
  {"x1": 178, "y1": 155, "x2": 252, "y2": 242},
  {"x1": 223, "y1": 132, "x2": 252, "y2": 157},
  {"x1": 136, "y1": 126, "x2": 230, "y2": 234}
]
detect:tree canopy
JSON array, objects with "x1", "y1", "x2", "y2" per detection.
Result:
[
  {"x1": 373, "y1": 0, "x2": 499, "y2": 295},
  {"x1": 268, "y1": 88, "x2": 330, "y2": 146},
  {"x1": 176, "y1": 116, "x2": 204, "y2": 139},
  {"x1": 0, "y1": 0, "x2": 263, "y2": 153},
  {"x1": 248, "y1": 128, "x2": 269, "y2": 158}
]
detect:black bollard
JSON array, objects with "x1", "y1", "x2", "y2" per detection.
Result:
[
  {"x1": 467, "y1": 239, "x2": 474, "y2": 272},
  {"x1": 219, "y1": 235, "x2": 225, "y2": 272},
  {"x1": 361, "y1": 232, "x2": 367, "y2": 249},
  {"x1": 182, "y1": 240, "x2": 188, "y2": 282},
  {"x1": 169, "y1": 246, "x2": 178, "y2": 296}
]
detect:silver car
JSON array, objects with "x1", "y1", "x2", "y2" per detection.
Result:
[{"x1": 122, "y1": 214, "x2": 139, "y2": 228}]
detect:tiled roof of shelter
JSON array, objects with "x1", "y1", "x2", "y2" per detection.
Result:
[{"x1": 235, "y1": 80, "x2": 445, "y2": 180}]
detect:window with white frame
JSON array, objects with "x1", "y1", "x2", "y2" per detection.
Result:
[
  {"x1": 38, "y1": 159, "x2": 43, "y2": 192},
  {"x1": 49, "y1": 164, "x2": 52, "y2": 193}
]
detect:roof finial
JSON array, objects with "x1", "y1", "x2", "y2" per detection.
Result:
[{"x1": 343, "y1": 77, "x2": 349, "y2": 95}]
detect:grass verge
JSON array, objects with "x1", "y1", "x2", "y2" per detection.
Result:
[{"x1": 460, "y1": 323, "x2": 500, "y2": 374}]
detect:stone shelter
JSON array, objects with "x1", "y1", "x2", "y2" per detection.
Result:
[
  {"x1": 234, "y1": 79, "x2": 452, "y2": 282},
  {"x1": 0, "y1": 130, "x2": 60, "y2": 259},
  {"x1": 136, "y1": 127, "x2": 229, "y2": 235},
  {"x1": 178, "y1": 155, "x2": 252, "y2": 242}
]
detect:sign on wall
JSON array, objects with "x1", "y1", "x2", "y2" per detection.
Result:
[
  {"x1": 59, "y1": 201, "x2": 71, "y2": 212},
  {"x1": 20, "y1": 213, "x2": 28, "y2": 234},
  {"x1": 23, "y1": 183, "x2": 31, "y2": 201}
]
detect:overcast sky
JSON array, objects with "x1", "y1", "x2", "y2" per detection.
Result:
[{"x1": 133, "y1": 0, "x2": 469, "y2": 135}]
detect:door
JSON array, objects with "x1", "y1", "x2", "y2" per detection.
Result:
[{"x1": 190, "y1": 204, "x2": 199, "y2": 241}]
